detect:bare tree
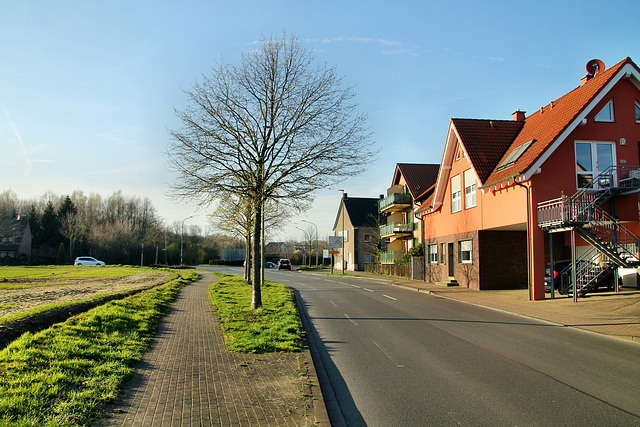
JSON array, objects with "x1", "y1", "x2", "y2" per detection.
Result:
[
  {"x1": 59, "y1": 212, "x2": 86, "y2": 263},
  {"x1": 169, "y1": 32, "x2": 376, "y2": 308}
]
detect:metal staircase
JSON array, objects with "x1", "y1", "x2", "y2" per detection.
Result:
[{"x1": 538, "y1": 166, "x2": 640, "y2": 297}]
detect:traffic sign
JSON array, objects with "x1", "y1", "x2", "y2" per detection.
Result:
[{"x1": 328, "y1": 236, "x2": 343, "y2": 249}]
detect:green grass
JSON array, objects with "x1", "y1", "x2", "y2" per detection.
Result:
[
  {"x1": 0, "y1": 270, "x2": 199, "y2": 426},
  {"x1": 209, "y1": 273, "x2": 302, "y2": 353}
]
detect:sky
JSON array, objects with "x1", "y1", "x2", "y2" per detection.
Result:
[{"x1": 1, "y1": 0, "x2": 639, "y2": 243}]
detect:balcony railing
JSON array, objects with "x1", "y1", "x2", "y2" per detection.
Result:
[
  {"x1": 379, "y1": 222, "x2": 413, "y2": 238},
  {"x1": 380, "y1": 250, "x2": 403, "y2": 264},
  {"x1": 379, "y1": 193, "x2": 412, "y2": 212}
]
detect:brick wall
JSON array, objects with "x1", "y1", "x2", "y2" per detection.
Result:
[{"x1": 478, "y1": 230, "x2": 527, "y2": 290}]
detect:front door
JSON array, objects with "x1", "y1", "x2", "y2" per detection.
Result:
[
  {"x1": 575, "y1": 141, "x2": 615, "y2": 189},
  {"x1": 447, "y1": 242, "x2": 455, "y2": 277}
]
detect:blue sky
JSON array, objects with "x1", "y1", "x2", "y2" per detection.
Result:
[{"x1": 1, "y1": 0, "x2": 639, "y2": 241}]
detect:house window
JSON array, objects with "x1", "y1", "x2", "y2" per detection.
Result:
[
  {"x1": 459, "y1": 240, "x2": 472, "y2": 264},
  {"x1": 575, "y1": 141, "x2": 614, "y2": 189},
  {"x1": 455, "y1": 146, "x2": 462, "y2": 161},
  {"x1": 364, "y1": 233, "x2": 371, "y2": 242},
  {"x1": 594, "y1": 99, "x2": 614, "y2": 122},
  {"x1": 428, "y1": 244, "x2": 438, "y2": 264},
  {"x1": 440, "y1": 243, "x2": 445, "y2": 264},
  {"x1": 339, "y1": 230, "x2": 349, "y2": 242},
  {"x1": 451, "y1": 174, "x2": 461, "y2": 213},
  {"x1": 464, "y1": 169, "x2": 476, "y2": 209},
  {"x1": 496, "y1": 139, "x2": 534, "y2": 172},
  {"x1": 364, "y1": 254, "x2": 372, "y2": 264},
  {"x1": 635, "y1": 101, "x2": 640, "y2": 123}
]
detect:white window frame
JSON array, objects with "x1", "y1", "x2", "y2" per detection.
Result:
[
  {"x1": 440, "y1": 243, "x2": 446, "y2": 264},
  {"x1": 635, "y1": 100, "x2": 640, "y2": 123},
  {"x1": 464, "y1": 169, "x2": 476, "y2": 209},
  {"x1": 594, "y1": 99, "x2": 614, "y2": 122},
  {"x1": 428, "y1": 244, "x2": 438, "y2": 264},
  {"x1": 459, "y1": 240, "x2": 472, "y2": 264},
  {"x1": 451, "y1": 174, "x2": 461, "y2": 213}
]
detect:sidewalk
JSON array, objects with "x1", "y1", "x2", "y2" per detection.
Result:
[
  {"x1": 97, "y1": 272, "x2": 326, "y2": 426},
  {"x1": 349, "y1": 271, "x2": 640, "y2": 343}
]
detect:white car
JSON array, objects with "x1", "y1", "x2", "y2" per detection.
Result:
[{"x1": 74, "y1": 256, "x2": 105, "y2": 266}]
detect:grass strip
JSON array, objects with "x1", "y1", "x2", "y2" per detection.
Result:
[
  {"x1": 0, "y1": 289, "x2": 151, "y2": 325},
  {"x1": 0, "y1": 270, "x2": 199, "y2": 426},
  {"x1": 209, "y1": 273, "x2": 302, "y2": 353}
]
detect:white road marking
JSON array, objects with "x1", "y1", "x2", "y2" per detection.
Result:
[
  {"x1": 344, "y1": 313, "x2": 359, "y2": 326},
  {"x1": 329, "y1": 300, "x2": 338, "y2": 307},
  {"x1": 372, "y1": 340, "x2": 404, "y2": 368},
  {"x1": 383, "y1": 294, "x2": 397, "y2": 301},
  {"x1": 363, "y1": 288, "x2": 374, "y2": 292}
]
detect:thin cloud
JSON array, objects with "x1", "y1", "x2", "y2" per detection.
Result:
[{"x1": 3, "y1": 108, "x2": 32, "y2": 176}]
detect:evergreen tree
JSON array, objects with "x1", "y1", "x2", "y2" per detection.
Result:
[
  {"x1": 56, "y1": 242, "x2": 67, "y2": 265},
  {"x1": 41, "y1": 201, "x2": 60, "y2": 251}
]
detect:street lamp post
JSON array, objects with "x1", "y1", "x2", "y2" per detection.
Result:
[
  {"x1": 302, "y1": 219, "x2": 319, "y2": 267},
  {"x1": 181, "y1": 215, "x2": 193, "y2": 266},
  {"x1": 295, "y1": 226, "x2": 308, "y2": 267},
  {"x1": 339, "y1": 189, "x2": 345, "y2": 274}
]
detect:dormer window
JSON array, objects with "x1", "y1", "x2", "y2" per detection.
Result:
[
  {"x1": 594, "y1": 99, "x2": 614, "y2": 122},
  {"x1": 635, "y1": 100, "x2": 640, "y2": 123}
]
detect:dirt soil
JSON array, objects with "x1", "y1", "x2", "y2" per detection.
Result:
[{"x1": 0, "y1": 271, "x2": 175, "y2": 349}]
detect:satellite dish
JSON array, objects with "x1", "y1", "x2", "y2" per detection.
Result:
[{"x1": 586, "y1": 59, "x2": 605, "y2": 76}]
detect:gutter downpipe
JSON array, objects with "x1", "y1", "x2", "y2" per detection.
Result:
[{"x1": 514, "y1": 178, "x2": 533, "y2": 301}]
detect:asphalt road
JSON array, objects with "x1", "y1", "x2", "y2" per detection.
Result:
[{"x1": 206, "y1": 267, "x2": 640, "y2": 426}]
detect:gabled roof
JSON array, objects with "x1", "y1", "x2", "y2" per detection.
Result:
[
  {"x1": 332, "y1": 196, "x2": 380, "y2": 231},
  {"x1": 418, "y1": 57, "x2": 640, "y2": 216},
  {"x1": 393, "y1": 163, "x2": 440, "y2": 200},
  {"x1": 451, "y1": 119, "x2": 524, "y2": 184},
  {"x1": 486, "y1": 57, "x2": 640, "y2": 186}
]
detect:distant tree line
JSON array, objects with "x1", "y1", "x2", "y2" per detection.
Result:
[{"x1": 0, "y1": 190, "x2": 244, "y2": 266}]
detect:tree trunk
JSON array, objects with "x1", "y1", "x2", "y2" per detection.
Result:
[{"x1": 251, "y1": 202, "x2": 262, "y2": 309}]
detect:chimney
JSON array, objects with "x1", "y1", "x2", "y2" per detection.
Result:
[
  {"x1": 581, "y1": 74, "x2": 593, "y2": 86},
  {"x1": 512, "y1": 110, "x2": 526, "y2": 121},
  {"x1": 342, "y1": 192, "x2": 348, "y2": 199}
]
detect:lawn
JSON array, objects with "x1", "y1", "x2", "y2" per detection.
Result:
[{"x1": 208, "y1": 273, "x2": 302, "y2": 353}]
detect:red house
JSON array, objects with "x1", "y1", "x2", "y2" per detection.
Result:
[{"x1": 416, "y1": 57, "x2": 640, "y2": 300}]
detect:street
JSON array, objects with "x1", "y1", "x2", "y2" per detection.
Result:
[{"x1": 206, "y1": 267, "x2": 640, "y2": 426}]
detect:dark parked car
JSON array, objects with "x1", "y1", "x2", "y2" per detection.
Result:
[{"x1": 278, "y1": 259, "x2": 291, "y2": 270}]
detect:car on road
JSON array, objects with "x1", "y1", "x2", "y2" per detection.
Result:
[
  {"x1": 74, "y1": 256, "x2": 105, "y2": 266},
  {"x1": 278, "y1": 259, "x2": 292, "y2": 270},
  {"x1": 265, "y1": 261, "x2": 275, "y2": 268}
]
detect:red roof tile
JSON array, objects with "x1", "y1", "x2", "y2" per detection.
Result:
[
  {"x1": 451, "y1": 119, "x2": 524, "y2": 184},
  {"x1": 394, "y1": 163, "x2": 440, "y2": 199},
  {"x1": 485, "y1": 57, "x2": 639, "y2": 186}
]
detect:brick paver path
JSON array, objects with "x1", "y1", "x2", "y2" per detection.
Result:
[{"x1": 98, "y1": 272, "x2": 316, "y2": 426}]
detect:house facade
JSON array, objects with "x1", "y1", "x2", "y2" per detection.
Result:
[
  {"x1": 379, "y1": 163, "x2": 439, "y2": 264},
  {"x1": 333, "y1": 193, "x2": 384, "y2": 271},
  {"x1": 416, "y1": 57, "x2": 640, "y2": 300},
  {"x1": 0, "y1": 215, "x2": 32, "y2": 263}
]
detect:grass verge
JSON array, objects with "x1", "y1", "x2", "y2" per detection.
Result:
[
  {"x1": 209, "y1": 273, "x2": 302, "y2": 353},
  {"x1": 0, "y1": 270, "x2": 199, "y2": 426}
]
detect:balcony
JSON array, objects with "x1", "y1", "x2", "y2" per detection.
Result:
[
  {"x1": 379, "y1": 193, "x2": 412, "y2": 213},
  {"x1": 380, "y1": 250, "x2": 403, "y2": 264},
  {"x1": 379, "y1": 222, "x2": 413, "y2": 239}
]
